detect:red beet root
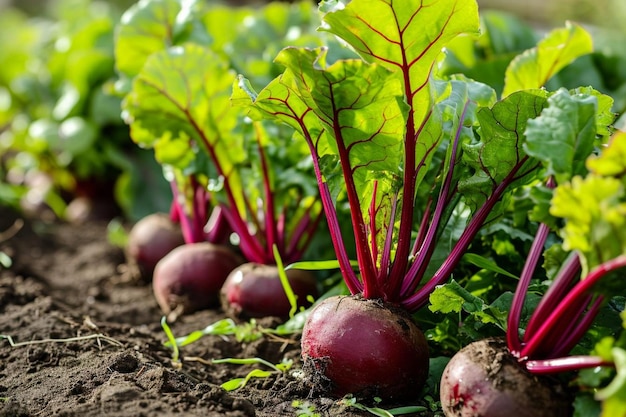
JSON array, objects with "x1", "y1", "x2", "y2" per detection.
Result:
[
  {"x1": 300, "y1": 295, "x2": 429, "y2": 401},
  {"x1": 153, "y1": 242, "x2": 243, "y2": 320},
  {"x1": 220, "y1": 262, "x2": 318, "y2": 319},
  {"x1": 126, "y1": 212, "x2": 185, "y2": 280},
  {"x1": 440, "y1": 338, "x2": 572, "y2": 417}
]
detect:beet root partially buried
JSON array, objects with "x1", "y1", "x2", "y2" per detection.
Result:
[
  {"x1": 220, "y1": 262, "x2": 318, "y2": 320},
  {"x1": 152, "y1": 242, "x2": 243, "y2": 320},
  {"x1": 440, "y1": 338, "x2": 572, "y2": 417},
  {"x1": 125, "y1": 212, "x2": 185, "y2": 280}
]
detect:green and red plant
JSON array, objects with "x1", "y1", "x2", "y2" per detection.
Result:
[
  {"x1": 237, "y1": 0, "x2": 613, "y2": 402},
  {"x1": 441, "y1": 131, "x2": 626, "y2": 416},
  {"x1": 116, "y1": 0, "x2": 332, "y2": 319}
]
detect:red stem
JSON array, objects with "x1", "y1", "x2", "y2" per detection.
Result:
[
  {"x1": 532, "y1": 293, "x2": 593, "y2": 358},
  {"x1": 506, "y1": 222, "x2": 550, "y2": 355},
  {"x1": 368, "y1": 180, "x2": 379, "y2": 273},
  {"x1": 401, "y1": 157, "x2": 533, "y2": 312},
  {"x1": 520, "y1": 255, "x2": 626, "y2": 359},
  {"x1": 410, "y1": 198, "x2": 433, "y2": 258},
  {"x1": 550, "y1": 296, "x2": 603, "y2": 358},
  {"x1": 169, "y1": 179, "x2": 202, "y2": 244},
  {"x1": 190, "y1": 116, "x2": 266, "y2": 260},
  {"x1": 287, "y1": 206, "x2": 325, "y2": 264},
  {"x1": 299, "y1": 120, "x2": 362, "y2": 293},
  {"x1": 400, "y1": 102, "x2": 469, "y2": 299},
  {"x1": 523, "y1": 252, "x2": 581, "y2": 338},
  {"x1": 379, "y1": 191, "x2": 399, "y2": 289},
  {"x1": 329, "y1": 94, "x2": 377, "y2": 297},
  {"x1": 525, "y1": 356, "x2": 613, "y2": 374}
]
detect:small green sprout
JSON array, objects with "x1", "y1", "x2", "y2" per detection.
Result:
[
  {"x1": 160, "y1": 316, "x2": 181, "y2": 367},
  {"x1": 213, "y1": 356, "x2": 293, "y2": 391},
  {"x1": 292, "y1": 399, "x2": 321, "y2": 417},
  {"x1": 340, "y1": 395, "x2": 427, "y2": 417}
]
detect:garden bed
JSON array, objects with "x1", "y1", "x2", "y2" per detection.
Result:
[{"x1": 0, "y1": 207, "x2": 434, "y2": 417}]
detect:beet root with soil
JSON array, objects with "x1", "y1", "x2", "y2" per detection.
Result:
[
  {"x1": 440, "y1": 338, "x2": 572, "y2": 417},
  {"x1": 300, "y1": 295, "x2": 430, "y2": 402}
]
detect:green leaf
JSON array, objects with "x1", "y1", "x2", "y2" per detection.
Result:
[
  {"x1": 220, "y1": 369, "x2": 272, "y2": 391},
  {"x1": 243, "y1": 45, "x2": 408, "y2": 235},
  {"x1": 587, "y1": 131, "x2": 626, "y2": 178},
  {"x1": 550, "y1": 174, "x2": 626, "y2": 274},
  {"x1": 428, "y1": 280, "x2": 484, "y2": 314},
  {"x1": 321, "y1": 0, "x2": 479, "y2": 127},
  {"x1": 503, "y1": 22, "x2": 593, "y2": 97},
  {"x1": 166, "y1": 318, "x2": 238, "y2": 347},
  {"x1": 115, "y1": 0, "x2": 208, "y2": 79},
  {"x1": 462, "y1": 253, "x2": 518, "y2": 279},
  {"x1": 596, "y1": 348, "x2": 626, "y2": 416},
  {"x1": 273, "y1": 245, "x2": 298, "y2": 319},
  {"x1": 212, "y1": 357, "x2": 280, "y2": 371},
  {"x1": 160, "y1": 316, "x2": 180, "y2": 364},
  {"x1": 524, "y1": 88, "x2": 600, "y2": 183},
  {"x1": 285, "y1": 259, "x2": 358, "y2": 271},
  {"x1": 122, "y1": 43, "x2": 246, "y2": 209},
  {"x1": 459, "y1": 89, "x2": 548, "y2": 211},
  {"x1": 0, "y1": 252, "x2": 12, "y2": 269},
  {"x1": 115, "y1": 0, "x2": 183, "y2": 78}
]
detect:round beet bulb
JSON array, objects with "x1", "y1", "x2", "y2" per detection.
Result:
[
  {"x1": 300, "y1": 295, "x2": 429, "y2": 402},
  {"x1": 440, "y1": 338, "x2": 572, "y2": 417},
  {"x1": 220, "y1": 262, "x2": 318, "y2": 320},
  {"x1": 125, "y1": 212, "x2": 185, "y2": 280},
  {"x1": 152, "y1": 242, "x2": 243, "y2": 320}
]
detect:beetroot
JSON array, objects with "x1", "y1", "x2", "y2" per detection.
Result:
[
  {"x1": 152, "y1": 242, "x2": 243, "y2": 319},
  {"x1": 300, "y1": 295, "x2": 429, "y2": 401},
  {"x1": 126, "y1": 212, "x2": 185, "y2": 280},
  {"x1": 220, "y1": 262, "x2": 318, "y2": 319},
  {"x1": 440, "y1": 338, "x2": 571, "y2": 417}
]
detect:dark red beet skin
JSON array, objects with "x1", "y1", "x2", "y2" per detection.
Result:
[
  {"x1": 440, "y1": 338, "x2": 572, "y2": 417},
  {"x1": 152, "y1": 242, "x2": 243, "y2": 319},
  {"x1": 220, "y1": 263, "x2": 318, "y2": 319},
  {"x1": 126, "y1": 212, "x2": 185, "y2": 280},
  {"x1": 300, "y1": 295, "x2": 429, "y2": 401}
]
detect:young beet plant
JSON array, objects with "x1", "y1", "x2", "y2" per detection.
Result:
[
  {"x1": 115, "y1": 0, "x2": 337, "y2": 320},
  {"x1": 236, "y1": 0, "x2": 600, "y2": 402},
  {"x1": 121, "y1": 43, "x2": 324, "y2": 320},
  {"x1": 440, "y1": 132, "x2": 626, "y2": 417}
]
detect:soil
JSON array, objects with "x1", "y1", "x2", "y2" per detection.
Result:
[{"x1": 0, "y1": 207, "x2": 435, "y2": 417}]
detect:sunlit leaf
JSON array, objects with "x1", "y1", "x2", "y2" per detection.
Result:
[
  {"x1": 503, "y1": 22, "x2": 593, "y2": 97},
  {"x1": 524, "y1": 88, "x2": 598, "y2": 183}
]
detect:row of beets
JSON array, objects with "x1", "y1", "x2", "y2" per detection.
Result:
[
  {"x1": 114, "y1": 0, "x2": 626, "y2": 415},
  {"x1": 125, "y1": 212, "x2": 318, "y2": 322}
]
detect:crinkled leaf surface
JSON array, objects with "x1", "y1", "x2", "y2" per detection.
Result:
[
  {"x1": 551, "y1": 174, "x2": 626, "y2": 274},
  {"x1": 524, "y1": 88, "x2": 599, "y2": 184},
  {"x1": 321, "y1": 0, "x2": 479, "y2": 128},
  {"x1": 243, "y1": 46, "x2": 408, "y2": 242},
  {"x1": 503, "y1": 22, "x2": 593, "y2": 97},
  {"x1": 459, "y1": 89, "x2": 548, "y2": 211}
]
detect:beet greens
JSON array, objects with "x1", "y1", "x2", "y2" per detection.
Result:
[
  {"x1": 116, "y1": 1, "x2": 329, "y2": 266},
  {"x1": 515, "y1": 131, "x2": 626, "y2": 374},
  {"x1": 440, "y1": 131, "x2": 626, "y2": 416},
  {"x1": 236, "y1": 0, "x2": 598, "y2": 312}
]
